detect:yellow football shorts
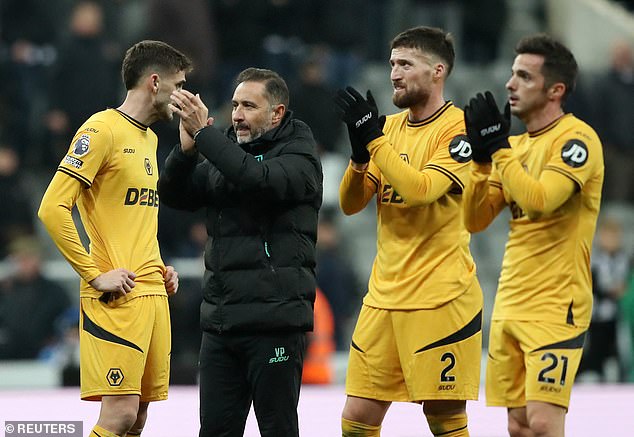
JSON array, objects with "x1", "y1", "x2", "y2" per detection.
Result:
[
  {"x1": 486, "y1": 319, "x2": 587, "y2": 409},
  {"x1": 79, "y1": 295, "x2": 171, "y2": 402},
  {"x1": 345, "y1": 280, "x2": 482, "y2": 402}
]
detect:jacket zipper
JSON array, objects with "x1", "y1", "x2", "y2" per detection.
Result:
[
  {"x1": 264, "y1": 240, "x2": 274, "y2": 270},
  {"x1": 264, "y1": 241, "x2": 271, "y2": 258},
  {"x1": 263, "y1": 239, "x2": 283, "y2": 294}
]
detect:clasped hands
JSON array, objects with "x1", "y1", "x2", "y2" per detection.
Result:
[
  {"x1": 90, "y1": 265, "x2": 179, "y2": 302},
  {"x1": 169, "y1": 89, "x2": 214, "y2": 153}
]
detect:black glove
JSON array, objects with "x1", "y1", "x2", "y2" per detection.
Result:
[
  {"x1": 464, "y1": 91, "x2": 511, "y2": 163},
  {"x1": 334, "y1": 87, "x2": 384, "y2": 163},
  {"x1": 345, "y1": 114, "x2": 386, "y2": 163}
]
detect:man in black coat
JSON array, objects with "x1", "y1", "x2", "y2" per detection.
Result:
[{"x1": 159, "y1": 67, "x2": 323, "y2": 437}]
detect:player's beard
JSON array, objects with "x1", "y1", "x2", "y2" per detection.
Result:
[
  {"x1": 235, "y1": 121, "x2": 271, "y2": 144},
  {"x1": 155, "y1": 100, "x2": 175, "y2": 122},
  {"x1": 392, "y1": 86, "x2": 430, "y2": 110}
]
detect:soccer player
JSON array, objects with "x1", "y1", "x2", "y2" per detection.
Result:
[
  {"x1": 334, "y1": 26, "x2": 483, "y2": 437},
  {"x1": 38, "y1": 40, "x2": 191, "y2": 437},
  {"x1": 462, "y1": 34, "x2": 604, "y2": 436}
]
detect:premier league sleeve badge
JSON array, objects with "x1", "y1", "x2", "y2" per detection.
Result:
[{"x1": 72, "y1": 134, "x2": 91, "y2": 156}]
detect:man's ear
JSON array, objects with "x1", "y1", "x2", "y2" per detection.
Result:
[
  {"x1": 548, "y1": 82, "x2": 566, "y2": 101},
  {"x1": 433, "y1": 62, "x2": 446, "y2": 81},
  {"x1": 272, "y1": 104, "x2": 286, "y2": 124},
  {"x1": 149, "y1": 73, "x2": 160, "y2": 94}
]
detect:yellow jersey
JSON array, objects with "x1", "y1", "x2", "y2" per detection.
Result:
[
  {"x1": 340, "y1": 102, "x2": 476, "y2": 309},
  {"x1": 40, "y1": 109, "x2": 166, "y2": 298},
  {"x1": 477, "y1": 114, "x2": 603, "y2": 326}
]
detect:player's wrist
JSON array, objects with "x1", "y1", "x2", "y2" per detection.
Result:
[
  {"x1": 471, "y1": 160, "x2": 493, "y2": 174},
  {"x1": 350, "y1": 150, "x2": 370, "y2": 164},
  {"x1": 193, "y1": 126, "x2": 207, "y2": 141},
  {"x1": 358, "y1": 125, "x2": 383, "y2": 147},
  {"x1": 487, "y1": 137, "x2": 510, "y2": 156},
  {"x1": 351, "y1": 157, "x2": 370, "y2": 165},
  {"x1": 180, "y1": 142, "x2": 197, "y2": 156},
  {"x1": 471, "y1": 149, "x2": 492, "y2": 164},
  {"x1": 350, "y1": 161, "x2": 369, "y2": 172}
]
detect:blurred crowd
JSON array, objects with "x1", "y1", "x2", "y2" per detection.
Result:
[{"x1": 0, "y1": 0, "x2": 633, "y2": 386}]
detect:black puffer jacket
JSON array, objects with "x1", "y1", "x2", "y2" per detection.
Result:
[{"x1": 158, "y1": 113, "x2": 322, "y2": 333}]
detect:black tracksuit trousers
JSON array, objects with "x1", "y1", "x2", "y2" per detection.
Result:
[{"x1": 198, "y1": 330, "x2": 307, "y2": 437}]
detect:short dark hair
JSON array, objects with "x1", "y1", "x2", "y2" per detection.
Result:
[
  {"x1": 515, "y1": 34, "x2": 578, "y2": 102},
  {"x1": 391, "y1": 26, "x2": 455, "y2": 76},
  {"x1": 121, "y1": 40, "x2": 192, "y2": 90},
  {"x1": 235, "y1": 68, "x2": 290, "y2": 108}
]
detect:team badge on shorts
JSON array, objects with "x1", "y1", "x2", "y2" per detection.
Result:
[
  {"x1": 106, "y1": 368, "x2": 124, "y2": 386},
  {"x1": 72, "y1": 134, "x2": 91, "y2": 156}
]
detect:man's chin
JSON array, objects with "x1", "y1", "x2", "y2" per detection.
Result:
[
  {"x1": 159, "y1": 111, "x2": 174, "y2": 123},
  {"x1": 392, "y1": 95, "x2": 409, "y2": 109}
]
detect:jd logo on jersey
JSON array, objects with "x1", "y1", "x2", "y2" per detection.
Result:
[
  {"x1": 106, "y1": 368, "x2": 124, "y2": 386},
  {"x1": 561, "y1": 140, "x2": 588, "y2": 168},
  {"x1": 449, "y1": 135, "x2": 472, "y2": 163}
]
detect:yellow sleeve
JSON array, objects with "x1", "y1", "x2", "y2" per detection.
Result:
[
  {"x1": 38, "y1": 172, "x2": 102, "y2": 283},
  {"x1": 463, "y1": 162, "x2": 506, "y2": 232},
  {"x1": 58, "y1": 120, "x2": 112, "y2": 187},
  {"x1": 339, "y1": 161, "x2": 379, "y2": 215},
  {"x1": 492, "y1": 148, "x2": 576, "y2": 219},
  {"x1": 366, "y1": 136, "x2": 454, "y2": 206}
]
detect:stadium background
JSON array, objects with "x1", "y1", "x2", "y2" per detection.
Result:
[{"x1": 1, "y1": 0, "x2": 633, "y2": 435}]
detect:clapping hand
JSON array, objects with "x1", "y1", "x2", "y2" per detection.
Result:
[
  {"x1": 169, "y1": 90, "x2": 214, "y2": 153},
  {"x1": 464, "y1": 91, "x2": 511, "y2": 163},
  {"x1": 334, "y1": 87, "x2": 385, "y2": 163}
]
